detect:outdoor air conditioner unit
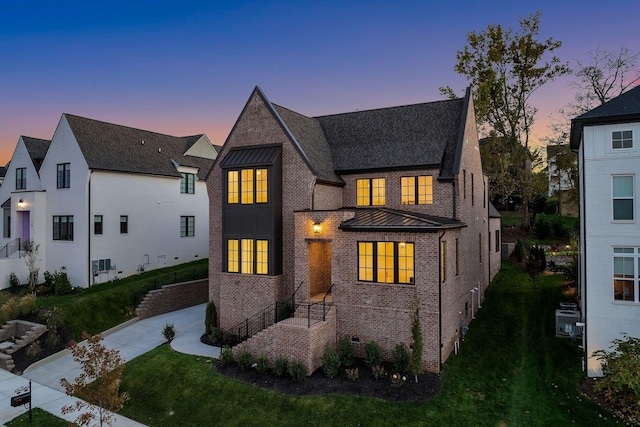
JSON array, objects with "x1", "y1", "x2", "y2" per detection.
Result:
[{"x1": 555, "y1": 310, "x2": 581, "y2": 337}]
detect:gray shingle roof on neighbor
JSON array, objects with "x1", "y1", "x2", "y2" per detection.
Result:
[
  {"x1": 570, "y1": 85, "x2": 640, "y2": 149},
  {"x1": 339, "y1": 208, "x2": 465, "y2": 232},
  {"x1": 64, "y1": 114, "x2": 214, "y2": 179},
  {"x1": 22, "y1": 136, "x2": 51, "y2": 172}
]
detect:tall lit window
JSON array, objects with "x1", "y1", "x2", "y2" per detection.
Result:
[
  {"x1": 53, "y1": 215, "x2": 74, "y2": 241},
  {"x1": 613, "y1": 175, "x2": 634, "y2": 221},
  {"x1": 440, "y1": 240, "x2": 446, "y2": 282},
  {"x1": 228, "y1": 239, "x2": 239, "y2": 272},
  {"x1": 241, "y1": 239, "x2": 254, "y2": 274},
  {"x1": 180, "y1": 216, "x2": 195, "y2": 237},
  {"x1": 358, "y1": 242, "x2": 374, "y2": 281},
  {"x1": 356, "y1": 178, "x2": 385, "y2": 206},
  {"x1": 241, "y1": 169, "x2": 254, "y2": 204},
  {"x1": 358, "y1": 241, "x2": 414, "y2": 284},
  {"x1": 15, "y1": 168, "x2": 26, "y2": 190},
  {"x1": 397, "y1": 242, "x2": 414, "y2": 284},
  {"x1": 613, "y1": 247, "x2": 637, "y2": 302},
  {"x1": 401, "y1": 176, "x2": 433, "y2": 205},
  {"x1": 180, "y1": 173, "x2": 195, "y2": 194},
  {"x1": 228, "y1": 171, "x2": 239, "y2": 203},
  {"x1": 612, "y1": 130, "x2": 633, "y2": 149},
  {"x1": 256, "y1": 169, "x2": 268, "y2": 203},
  {"x1": 256, "y1": 240, "x2": 268, "y2": 274},
  {"x1": 57, "y1": 163, "x2": 70, "y2": 189},
  {"x1": 377, "y1": 242, "x2": 394, "y2": 283}
]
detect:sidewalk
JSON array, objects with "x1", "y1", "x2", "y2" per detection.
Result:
[{"x1": 0, "y1": 303, "x2": 220, "y2": 426}]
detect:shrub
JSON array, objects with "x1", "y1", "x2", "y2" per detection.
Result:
[
  {"x1": 205, "y1": 301, "x2": 217, "y2": 336},
  {"x1": 338, "y1": 335, "x2": 355, "y2": 367},
  {"x1": 45, "y1": 333, "x2": 61, "y2": 349},
  {"x1": 162, "y1": 323, "x2": 176, "y2": 342},
  {"x1": 273, "y1": 356, "x2": 288, "y2": 377},
  {"x1": 0, "y1": 294, "x2": 37, "y2": 323},
  {"x1": 393, "y1": 342, "x2": 410, "y2": 373},
  {"x1": 321, "y1": 345, "x2": 341, "y2": 378},
  {"x1": 256, "y1": 354, "x2": 270, "y2": 374},
  {"x1": 219, "y1": 346, "x2": 234, "y2": 367},
  {"x1": 364, "y1": 341, "x2": 382, "y2": 368},
  {"x1": 288, "y1": 360, "x2": 307, "y2": 382},
  {"x1": 346, "y1": 367, "x2": 359, "y2": 381},
  {"x1": 54, "y1": 267, "x2": 72, "y2": 295},
  {"x1": 43, "y1": 270, "x2": 57, "y2": 288},
  {"x1": 209, "y1": 327, "x2": 222, "y2": 344},
  {"x1": 237, "y1": 350, "x2": 253, "y2": 370},
  {"x1": 534, "y1": 215, "x2": 552, "y2": 239},
  {"x1": 515, "y1": 240, "x2": 524, "y2": 263},
  {"x1": 26, "y1": 340, "x2": 42, "y2": 357},
  {"x1": 371, "y1": 365, "x2": 385, "y2": 379},
  {"x1": 593, "y1": 334, "x2": 640, "y2": 423},
  {"x1": 9, "y1": 272, "x2": 20, "y2": 290}
]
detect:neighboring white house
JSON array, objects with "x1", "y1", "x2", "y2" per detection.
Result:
[
  {"x1": 570, "y1": 85, "x2": 640, "y2": 377},
  {"x1": 0, "y1": 114, "x2": 218, "y2": 289}
]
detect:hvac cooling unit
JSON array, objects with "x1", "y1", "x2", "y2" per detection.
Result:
[{"x1": 555, "y1": 310, "x2": 580, "y2": 337}]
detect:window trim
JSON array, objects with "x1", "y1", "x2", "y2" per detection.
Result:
[
  {"x1": 57, "y1": 163, "x2": 71, "y2": 189},
  {"x1": 613, "y1": 247, "x2": 639, "y2": 303},
  {"x1": 612, "y1": 130, "x2": 633, "y2": 150},
  {"x1": 612, "y1": 175, "x2": 634, "y2": 222},
  {"x1": 357, "y1": 240, "x2": 414, "y2": 284}
]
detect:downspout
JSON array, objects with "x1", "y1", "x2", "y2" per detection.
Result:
[
  {"x1": 88, "y1": 171, "x2": 92, "y2": 287},
  {"x1": 438, "y1": 229, "x2": 446, "y2": 371},
  {"x1": 579, "y1": 137, "x2": 587, "y2": 376},
  {"x1": 452, "y1": 179, "x2": 457, "y2": 220},
  {"x1": 311, "y1": 178, "x2": 317, "y2": 211}
]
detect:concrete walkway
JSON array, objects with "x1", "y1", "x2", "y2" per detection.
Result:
[{"x1": 0, "y1": 303, "x2": 220, "y2": 426}]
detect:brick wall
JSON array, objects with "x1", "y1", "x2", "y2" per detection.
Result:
[{"x1": 135, "y1": 279, "x2": 208, "y2": 320}]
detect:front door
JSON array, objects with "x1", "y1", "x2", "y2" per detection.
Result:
[
  {"x1": 18, "y1": 211, "x2": 30, "y2": 242},
  {"x1": 308, "y1": 240, "x2": 332, "y2": 300}
]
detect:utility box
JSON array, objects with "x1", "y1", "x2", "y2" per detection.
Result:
[{"x1": 555, "y1": 310, "x2": 581, "y2": 337}]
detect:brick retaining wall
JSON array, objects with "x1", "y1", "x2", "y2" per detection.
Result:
[{"x1": 135, "y1": 279, "x2": 208, "y2": 320}]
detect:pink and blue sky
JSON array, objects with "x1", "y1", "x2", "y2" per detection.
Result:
[{"x1": 1, "y1": 1, "x2": 637, "y2": 165}]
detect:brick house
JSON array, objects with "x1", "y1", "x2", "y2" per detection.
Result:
[{"x1": 207, "y1": 87, "x2": 497, "y2": 374}]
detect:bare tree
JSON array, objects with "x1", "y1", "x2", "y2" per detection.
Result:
[{"x1": 23, "y1": 240, "x2": 40, "y2": 293}]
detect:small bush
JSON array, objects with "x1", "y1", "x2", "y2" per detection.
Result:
[
  {"x1": 9, "y1": 272, "x2": 20, "y2": 290},
  {"x1": 288, "y1": 360, "x2": 307, "y2": 382},
  {"x1": 26, "y1": 340, "x2": 43, "y2": 357},
  {"x1": 338, "y1": 335, "x2": 355, "y2": 367},
  {"x1": 364, "y1": 341, "x2": 382, "y2": 368},
  {"x1": 54, "y1": 267, "x2": 72, "y2": 295},
  {"x1": 346, "y1": 367, "x2": 359, "y2": 381},
  {"x1": 534, "y1": 215, "x2": 552, "y2": 239},
  {"x1": 321, "y1": 346, "x2": 341, "y2": 378},
  {"x1": 371, "y1": 365, "x2": 386, "y2": 379},
  {"x1": 209, "y1": 327, "x2": 222, "y2": 344},
  {"x1": 593, "y1": 334, "x2": 640, "y2": 423},
  {"x1": 43, "y1": 270, "x2": 57, "y2": 288},
  {"x1": 205, "y1": 301, "x2": 217, "y2": 336},
  {"x1": 0, "y1": 294, "x2": 37, "y2": 324},
  {"x1": 393, "y1": 342, "x2": 410, "y2": 373},
  {"x1": 238, "y1": 350, "x2": 253, "y2": 370},
  {"x1": 162, "y1": 323, "x2": 176, "y2": 342},
  {"x1": 515, "y1": 240, "x2": 524, "y2": 263},
  {"x1": 219, "y1": 346, "x2": 234, "y2": 367},
  {"x1": 255, "y1": 354, "x2": 270, "y2": 374},
  {"x1": 273, "y1": 357, "x2": 288, "y2": 377},
  {"x1": 45, "y1": 333, "x2": 61, "y2": 349}
]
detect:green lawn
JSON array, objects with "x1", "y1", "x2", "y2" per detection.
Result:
[
  {"x1": 118, "y1": 262, "x2": 618, "y2": 426},
  {"x1": 6, "y1": 408, "x2": 68, "y2": 427}
]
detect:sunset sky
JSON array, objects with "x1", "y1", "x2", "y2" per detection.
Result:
[{"x1": 1, "y1": 1, "x2": 638, "y2": 165}]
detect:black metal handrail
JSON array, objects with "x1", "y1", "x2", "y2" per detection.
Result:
[
  {"x1": 0, "y1": 238, "x2": 21, "y2": 259},
  {"x1": 291, "y1": 281, "x2": 305, "y2": 311}
]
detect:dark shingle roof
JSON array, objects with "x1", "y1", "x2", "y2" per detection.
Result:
[
  {"x1": 314, "y1": 98, "x2": 465, "y2": 176},
  {"x1": 339, "y1": 208, "x2": 465, "y2": 232},
  {"x1": 570, "y1": 85, "x2": 640, "y2": 149},
  {"x1": 0, "y1": 166, "x2": 6, "y2": 178},
  {"x1": 489, "y1": 203, "x2": 501, "y2": 218},
  {"x1": 64, "y1": 114, "x2": 214, "y2": 179},
  {"x1": 22, "y1": 136, "x2": 51, "y2": 172}
]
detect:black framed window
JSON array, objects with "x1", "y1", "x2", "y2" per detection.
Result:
[
  {"x1": 57, "y1": 163, "x2": 70, "y2": 188},
  {"x1": 180, "y1": 216, "x2": 195, "y2": 237},
  {"x1": 180, "y1": 173, "x2": 195, "y2": 194},
  {"x1": 53, "y1": 215, "x2": 74, "y2": 241},
  {"x1": 94, "y1": 215, "x2": 103, "y2": 235},
  {"x1": 120, "y1": 215, "x2": 128, "y2": 234},
  {"x1": 358, "y1": 241, "x2": 414, "y2": 284},
  {"x1": 227, "y1": 238, "x2": 269, "y2": 275},
  {"x1": 15, "y1": 168, "x2": 26, "y2": 190}
]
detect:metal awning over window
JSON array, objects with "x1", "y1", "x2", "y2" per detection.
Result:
[
  {"x1": 339, "y1": 208, "x2": 465, "y2": 232},
  {"x1": 220, "y1": 145, "x2": 281, "y2": 168}
]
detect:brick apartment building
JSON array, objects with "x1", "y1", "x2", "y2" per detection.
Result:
[{"x1": 207, "y1": 87, "x2": 499, "y2": 374}]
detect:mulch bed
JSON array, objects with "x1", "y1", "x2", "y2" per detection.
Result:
[{"x1": 214, "y1": 358, "x2": 441, "y2": 402}]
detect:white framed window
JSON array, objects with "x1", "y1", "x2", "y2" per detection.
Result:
[
  {"x1": 612, "y1": 175, "x2": 634, "y2": 221},
  {"x1": 612, "y1": 130, "x2": 633, "y2": 150},
  {"x1": 613, "y1": 247, "x2": 640, "y2": 302}
]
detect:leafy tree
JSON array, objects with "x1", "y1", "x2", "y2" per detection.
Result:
[
  {"x1": 410, "y1": 291, "x2": 423, "y2": 383},
  {"x1": 60, "y1": 332, "x2": 130, "y2": 427},
  {"x1": 442, "y1": 11, "x2": 569, "y2": 228}
]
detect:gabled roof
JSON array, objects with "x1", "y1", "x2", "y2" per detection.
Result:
[
  {"x1": 315, "y1": 97, "x2": 466, "y2": 177},
  {"x1": 570, "y1": 85, "x2": 640, "y2": 149},
  {"x1": 339, "y1": 208, "x2": 465, "y2": 232},
  {"x1": 489, "y1": 203, "x2": 501, "y2": 218},
  {"x1": 64, "y1": 114, "x2": 214, "y2": 179},
  {"x1": 22, "y1": 136, "x2": 51, "y2": 172}
]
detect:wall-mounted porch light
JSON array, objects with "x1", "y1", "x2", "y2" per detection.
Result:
[
  {"x1": 18, "y1": 199, "x2": 24, "y2": 208},
  {"x1": 312, "y1": 222, "x2": 322, "y2": 234}
]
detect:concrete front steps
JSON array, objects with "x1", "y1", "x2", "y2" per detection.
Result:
[
  {"x1": 0, "y1": 320, "x2": 48, "y2": 371},
  {"x1": 232, "y1": 302, "x2": 337, "y2": 375}
]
